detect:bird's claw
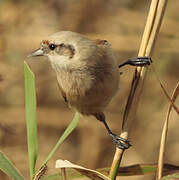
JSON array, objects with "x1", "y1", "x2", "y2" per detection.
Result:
[
  {"x1": 128, "y1": 57, "x2": 152, "y2": 66},
  {"x1": 118, "y1": 57, "x2": 152, "y2": 68},
  {"x1": 110, "y1": 133, "x2": 131, "y2": 150}
]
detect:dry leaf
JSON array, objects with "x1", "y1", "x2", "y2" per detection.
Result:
[{"x1": 56, "y1": 159, "x2": 110, "y2": 180}]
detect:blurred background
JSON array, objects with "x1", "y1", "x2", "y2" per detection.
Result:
[{"x1": 0, "y1": 0, "x2": 178, "y2": 179}]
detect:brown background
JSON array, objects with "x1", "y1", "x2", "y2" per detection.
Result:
[{"x1": 0, "y1": 0, "x2": 179, "y2": 179}]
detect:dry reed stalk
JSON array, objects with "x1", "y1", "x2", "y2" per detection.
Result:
[
  {"x1": 156, "y1": 82, "x2": 179, "y2": 180},
  {"x1": 109, "y1": 0, "x2": 168, "y2": 179},
  {"x1": 156, "y1": 114, "x2": 168, "y2": 180}
]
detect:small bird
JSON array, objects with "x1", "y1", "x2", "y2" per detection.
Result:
[{"x1": 28, "y1": 31, "x2": 151, "y2": 149}]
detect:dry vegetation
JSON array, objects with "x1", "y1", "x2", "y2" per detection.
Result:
[{"x1": 0, "y1": 0, "x2": 178, "y2": 179}]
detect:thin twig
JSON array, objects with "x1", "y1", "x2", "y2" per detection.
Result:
[
  {"x1": 156, "y1": 82, "x2": 179, "y2": 179},
  {"x1": 152, "y1": 66, "x2": 179, "y2": 115},
  {"x1": 61, "y1": 168, "x2": 67, "y2": 180},
  {"x1": 109, "y1": 0, "x2": 168, "y2": 179}
]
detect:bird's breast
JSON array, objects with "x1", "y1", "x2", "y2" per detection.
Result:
[
  {"x1": 56, "y1": 69, "x2": 94, "y2": 100},
  {"x1": 55, "y1": 65, "x2": 119, "y2": 115}
]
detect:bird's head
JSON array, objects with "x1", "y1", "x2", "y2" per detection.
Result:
[
  {"x1": 29, "y1": 31, "x2": 79, "y2": 67},
  {"x1": 28, "y1": 31, "x2": 102, "y2": 70}
]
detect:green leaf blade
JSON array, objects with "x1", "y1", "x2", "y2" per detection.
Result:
[
  {"x1": 0, "y1": 152, "x2": 24, "y2": 180},
  {"x1": 24, "y1": 62, "x2": 38, "y2": 178},
  {"x1": 41, "y1": 112, "x2": 80, "y2": 167}
]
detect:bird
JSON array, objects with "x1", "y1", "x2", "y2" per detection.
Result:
[{"x1": 28, "y1": 31, "x2": 151, "y2": 149}]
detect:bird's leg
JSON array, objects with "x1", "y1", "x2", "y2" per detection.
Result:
[
  {"x1": 94, "y1": 113, "x2": 131, "y2": 149},
  {"x1": 118, "y1": 57, "x2": 152, "y2": 68}
]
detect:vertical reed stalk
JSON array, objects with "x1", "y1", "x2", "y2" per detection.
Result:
[{"x1": 109, "y1": 0, "x2": 168, "y2": 179}]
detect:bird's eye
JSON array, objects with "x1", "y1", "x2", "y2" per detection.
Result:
[{"x1": 49, "y1": 44, "x2": 56, "y2": 50}]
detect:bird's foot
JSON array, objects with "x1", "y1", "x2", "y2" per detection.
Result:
[
  {"x1": 110, "y1": 133, "x2": 131, "y2": 150},
  {"x1": 128, "y1": 57, "x2": 152, "y2": 66},
  {"x1": 119, "y1": 57, "x2": 152, "y2": 68}
]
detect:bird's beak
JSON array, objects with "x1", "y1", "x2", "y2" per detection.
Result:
[{"x1": 27, "y1": 48, "x2": 44, "y2": 58}]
